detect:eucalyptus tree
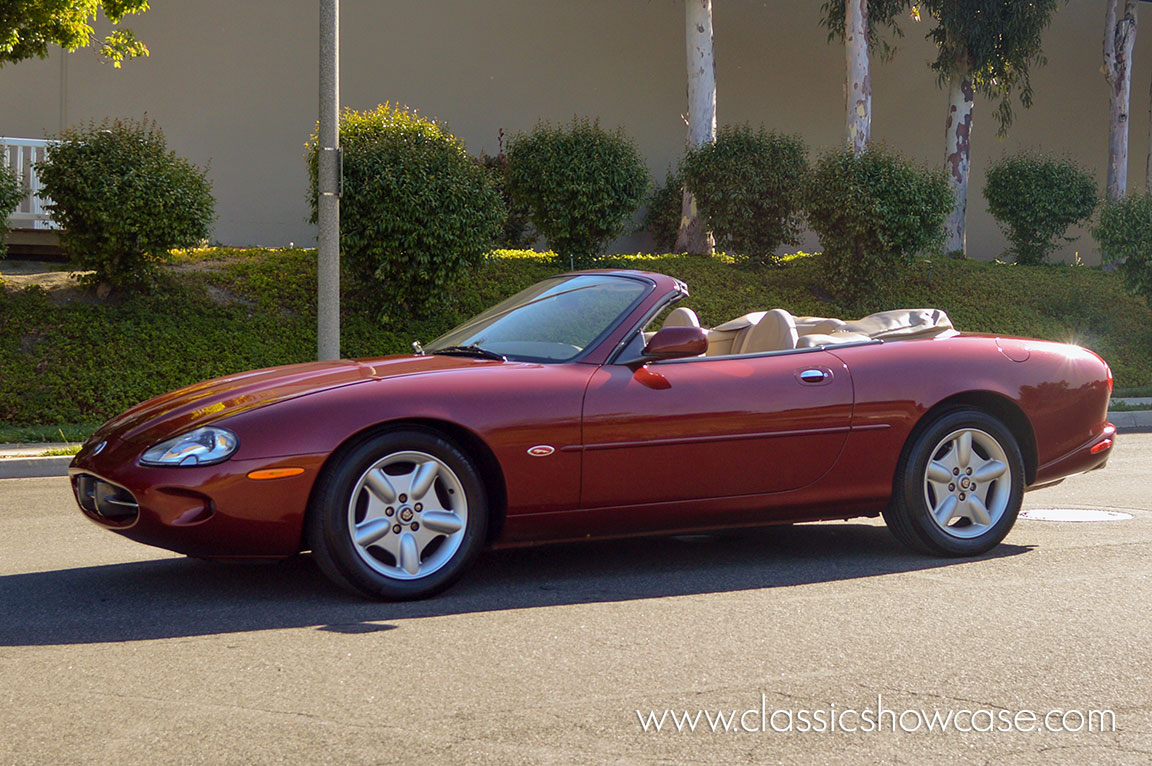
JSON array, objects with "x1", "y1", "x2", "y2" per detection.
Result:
[
  {"x1": 1103, "y1": 0, "x2": 1138, "y2": 202},
  {"x1": 820, "y1": 0, "x2": 912, "y2": 156},
  {"x1": 919, "y1": 0, "x2": 1061, "y2": 256},
  {"x1": 674, "y1": 0, "x2": 716, "y2": 255},
  {"x1": 0, "y1": 0, "x2": 149, "y2": 67}
]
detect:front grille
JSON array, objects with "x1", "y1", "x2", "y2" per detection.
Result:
[{"x1": 75, "y1": 475, "x2": 139, "y2": 521}]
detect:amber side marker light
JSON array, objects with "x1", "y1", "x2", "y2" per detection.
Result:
[{"x1": 247, "y1": 467, "x2": 305, "y2": 480}]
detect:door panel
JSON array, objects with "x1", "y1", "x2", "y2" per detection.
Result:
[{"x1": 580, "y1": 350, "x2": 853, "y2": 507}]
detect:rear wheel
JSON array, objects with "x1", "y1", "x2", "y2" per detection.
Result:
[
  {"x1": 884, "y1": 409, "x2": 1024, "y2": 556},
  {"x1": 308, "y1": 430, "x2": 488, "y2": 600}
]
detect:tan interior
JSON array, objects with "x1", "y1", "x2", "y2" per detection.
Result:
[{"x1": 657, "y1": 306, "x2": 956, "y2": 357}]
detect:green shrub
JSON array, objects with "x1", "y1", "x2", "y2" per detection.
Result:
[
  {"x1": 505, "y1": 117, "x2": 648, "y2": 267},
  {"x1": 35, "y1": 118, "x2": 215, "y2": 291},
  {"x1": 1094, "y1": 194, "x2": 1152, "y2": 307},
  {"x1": 644, "y1": 171, "x2": 684, "y2": 253},
  {"x1": 805, "y1": 147, "x2": 952, "y2": 306},
  {"x1": 681, "y1": 126, "x2": 808, "y2": 265},
  {"x1": 477, "y1": 146, "x2": 535, "y2": 249},
  {"x1": 0, "y1": 164, "x2": 23, "y2": 259},
  {"x1": 984, "y1": 154, "x2": 1098, "y2": 265},
  {"x1": 307, "y1": 104, "x2": 504, "y2": 314}
]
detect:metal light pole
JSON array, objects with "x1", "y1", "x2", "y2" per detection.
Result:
[{"x1": 317, "y1": 0, "x2": 341, "y2": 361}]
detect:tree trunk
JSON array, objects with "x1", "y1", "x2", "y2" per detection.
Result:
[
  {"x1": 943, "y1": 66, "x2": 974, "y2": 257},
  {"x1": 675, "y1": 0, "x2": 716, "y2": 255},
  {"x1": 845, "y1": 0, "x2": 870, "y2": 156},
  {"x1": 1104, "y1": 0, "x2": 1137, "y2": 203}
]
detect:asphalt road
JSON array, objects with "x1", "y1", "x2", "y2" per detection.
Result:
[{"x1": 1, "y1": 436, "x2": 1150, "y2": 765}]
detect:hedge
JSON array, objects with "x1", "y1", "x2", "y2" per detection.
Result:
[{"x1": 1, "y1": 248, "x2": 1147, "y2": 428}]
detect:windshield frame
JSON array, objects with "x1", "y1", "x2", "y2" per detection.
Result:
[{"x1": 424, "y1": 273, "x2": 657, "y2": 364}]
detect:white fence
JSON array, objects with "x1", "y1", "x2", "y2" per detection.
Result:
[{"x1": 1, "y1": 137, "x2": 56, "y2": 230}]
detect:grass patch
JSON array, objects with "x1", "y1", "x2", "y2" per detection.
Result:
[
  {"x1": 1, "y1": 247, "x2": 1149, "y2": 429},
  {"x1": 39, "y1": 445, "x2": 81, "y2": 456},
  {"x1": 0, "y1": 423, "x2": 100, "y2": 444},
  {"x1": 1107, "y1": 400, "x2": 1152, "y2": 411}
]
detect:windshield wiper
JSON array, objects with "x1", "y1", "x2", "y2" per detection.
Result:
[{"x1": 430, "y1": 344, "x2": 506, "y2": 361}]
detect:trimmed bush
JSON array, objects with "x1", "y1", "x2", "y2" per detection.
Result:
[
  {"x1": 1094, "y1": 194, "x2": 1152, "y2": 307},
  {"x1": 0, "y1": 165, "x2": 22, "y2": 260},
  {"x1": 478, "y1": 148, "x2": 535, "y2": 249},
  {"x1": 805, "y1": 147, "x2": 952, "y2": 306},
  {"x1": 35, "y1": 118, "x2": 215, "y2": 292},
  {"x1": 681, "y1": 126, "x2": 808, "y2": 264},
  {"x1": 505, "y1": 117, "x2": 648, "y2": 267},
  {"x1": 984, "y1": 154, "x2": 1098, "y2": 265},
  {"x1": 644, "y1": 170, "x2": 684, "y2": 253},
  {"x1": 677, "y1": 126, "x2": 806, "y2": 264},
  {"x1": 307, "y1": 103, "x2": 505, "y2": 313}
]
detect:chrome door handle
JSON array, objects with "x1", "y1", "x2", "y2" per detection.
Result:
[{"x1": 799, "y1": 368, "x2": 829, "y2": 383}]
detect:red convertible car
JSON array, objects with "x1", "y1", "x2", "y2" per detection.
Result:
[{"x1": 70, "y1": 270, "x2": 1115, "y2": 599}]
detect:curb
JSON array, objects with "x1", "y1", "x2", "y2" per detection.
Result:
[{"x1": 0, "y1": 455, "x2": 73, "y2": 480}]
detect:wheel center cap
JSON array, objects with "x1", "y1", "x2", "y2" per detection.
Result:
[
  {"x1": 399, "y1": 507, "x2": 414, "y2": 522},
  {"x1": 960, "y1": 478, "x2": 970, "y2": 489}
]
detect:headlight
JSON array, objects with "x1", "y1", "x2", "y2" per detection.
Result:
[{"x1": 140, "y1": 427, "x2": 238, "y2": 467}]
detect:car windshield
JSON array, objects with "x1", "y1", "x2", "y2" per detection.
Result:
[{"x1": 424, "y1": 274, "x2": 651, "y2": 362}]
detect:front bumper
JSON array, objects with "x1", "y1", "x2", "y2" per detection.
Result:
[{"x1": 69, "y1": 437, "x2": 327, "y2": 558}]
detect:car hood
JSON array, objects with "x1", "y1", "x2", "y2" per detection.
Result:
[{"x1": 89, "y1": 355, "x2": 499, "y2": 447}]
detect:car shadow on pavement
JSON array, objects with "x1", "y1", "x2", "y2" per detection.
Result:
[{"x1": 0, "y1": 522, "x2": 1031, "y2": 645}]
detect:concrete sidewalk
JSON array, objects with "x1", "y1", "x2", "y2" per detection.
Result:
[{"x1": 3, "y1": 403, "x2": 1149, "y2": 480}]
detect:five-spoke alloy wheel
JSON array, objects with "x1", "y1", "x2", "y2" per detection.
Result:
[
  {"x1": 308, "y1": 429, "x2": 488, "y2": 600},
  {"x1": 884, "y1": 409, "x2": 1024, "y2": 556}
]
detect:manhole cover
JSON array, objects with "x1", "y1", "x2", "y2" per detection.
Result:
[{"x1": 1019, "y1": 508, "x2": 1134, "y2": 522}]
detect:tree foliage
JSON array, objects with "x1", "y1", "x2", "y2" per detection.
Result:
[
  {"x1": 0, "y1": 1, "x2": 150, "y2": 67},
  {"x1": 805, "y1": 146, "x2": 952, "y2": 306},
  {"x1": 505, "y1": 118, "x2": 648, "y2": 267},
  {"x1": 1094, "y1": 194, "x2": 1152, "y2": 307},
  {"x1": 921, "y1": 0, "x2": 1061, "y2": 135},
  {"x1": 680, "y1": 125, "x2": 808, "y2": 264},
  {"x1": 983, "y1": 154, "x2": 1097, "y2": 265},
  {"x1": 819, "y1": 0, "x2": 915, "y2": 59},
  {"x1": 306, "y1": 104, "x2": 505, "y2": 315},
  {"x1": 0, "y1": 164, "x2": 22, "y2": 259}
]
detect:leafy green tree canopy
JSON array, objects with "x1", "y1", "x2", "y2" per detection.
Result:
[
  {"x1": 0, "y1": 0, "x2": 149, "y2": 67},
  {"x1": 922, "y1": 0, "x2": 1060, "y2": 134},
  {"x1": 819, "y1": 0, "x2": 915, "y2": 59}
]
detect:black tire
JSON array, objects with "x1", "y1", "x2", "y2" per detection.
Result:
[
  {"x1": 883, "y1": 408, "x2": 1024, "y2": 557},
  {"x1": 307, "y1": 429, "x2": 488, "y2": 600}
]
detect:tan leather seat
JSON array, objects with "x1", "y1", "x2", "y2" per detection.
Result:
[
  {"x1": 732, "y1": 309, "x2": 798, "y2": 354},
  {"x1": 662, "y1": 307, "x2": 701, "y2": 329},
  {"x1": 796, "y1": 331, "x2": 871, "y2": 348},
  {"x1": 795, "y1": 316, "x2": 847, "y2": 335},
  {"x1": 705, "y1": 311, "x2": 764, "y2": 356}
]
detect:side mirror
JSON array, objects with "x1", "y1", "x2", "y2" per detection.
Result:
[{"x1": 642, "y1": 326, "x2": 708, "y2": 360}]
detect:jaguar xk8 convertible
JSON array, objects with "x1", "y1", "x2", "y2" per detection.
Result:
[{"x1": 70, "y1": 270, "x2": 1115, "y2": 599}]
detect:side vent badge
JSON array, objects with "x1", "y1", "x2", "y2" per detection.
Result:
[{"x1": 527, "y1": 445, "x2": 555, "y2": 457}]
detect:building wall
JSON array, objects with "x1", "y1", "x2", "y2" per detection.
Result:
[{"x1": 1, "y1": 0, "x2": 1148, "y2": 263}]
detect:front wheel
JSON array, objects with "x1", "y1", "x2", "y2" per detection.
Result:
[
  {"x1": 883, "y1": 409, "x2": 1024, "y2": 556},
  {"x1": 308, "y1": 430, "x2": 488, "y2": 600}
]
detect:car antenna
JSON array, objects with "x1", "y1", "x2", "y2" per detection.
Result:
[{"x1": 412, "y1": 340, "x2": 424, "y2": 355}]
